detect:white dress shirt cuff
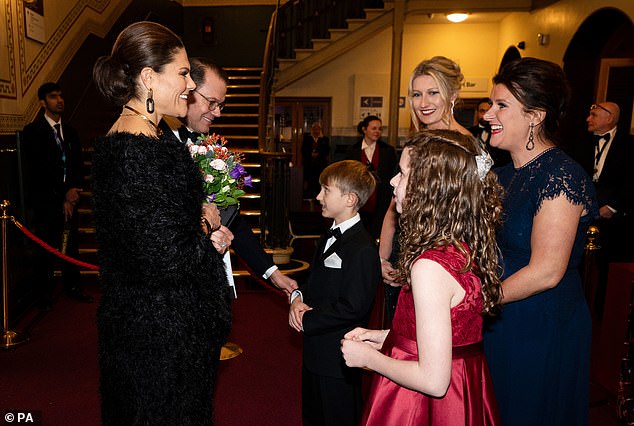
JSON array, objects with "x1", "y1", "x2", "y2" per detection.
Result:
[
  {"x1": 290, "y1": 289, "x2": 303, "y2": 304},
  {"x1": 262, "y1": 265, "x2": 278, "y2": 280}
]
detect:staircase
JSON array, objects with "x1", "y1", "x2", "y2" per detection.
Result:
[
  {"x1": 214, "y1": 67, "x2": 263, "y2": 233},
  {"x1": 273, "y1": 2, "x2": 391, "y2": 91}
]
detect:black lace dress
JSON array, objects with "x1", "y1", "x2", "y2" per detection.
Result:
[
  {"x1": 92, "y1": 132, "x2": 231, "y2": 425},
  {"x1": 483, "y1": 148, "x2": 597, "y2": 426}
]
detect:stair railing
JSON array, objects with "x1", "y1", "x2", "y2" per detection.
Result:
[{"x1": 258, "y1": 2, "x2": 280, "y2": 154}]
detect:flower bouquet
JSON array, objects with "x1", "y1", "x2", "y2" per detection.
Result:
[{"x1": 187, "y1": 133, "x2": 252, "y2": 226}]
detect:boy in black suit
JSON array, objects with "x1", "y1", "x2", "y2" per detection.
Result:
[{"x1": 289, "y1": 160, "x2": 381, "y2": 426}]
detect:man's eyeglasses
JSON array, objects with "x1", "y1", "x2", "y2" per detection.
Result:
[
  {"x1": 590, "y1": 104, "x2": 612, "y2": 115},
  {"x1": 193, "y1": 90, "x2": 225, "y2": 112}
]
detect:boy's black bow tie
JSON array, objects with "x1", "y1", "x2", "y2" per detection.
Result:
[{"x1": 327, "y1": 228, "x2": 342, "y2": 239}]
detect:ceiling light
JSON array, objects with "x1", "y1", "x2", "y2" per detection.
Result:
[{"x1": 446, "y1": 13, "x2": 469, "y2": 23}]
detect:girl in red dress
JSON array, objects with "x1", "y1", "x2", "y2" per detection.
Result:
[{"x1": 342, "y1": 130, "x2": 503, "y2": 425}]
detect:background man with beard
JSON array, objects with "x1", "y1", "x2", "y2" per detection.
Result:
[{"x1": 22, "y1": 82, "x2": 93, "y2": 309}]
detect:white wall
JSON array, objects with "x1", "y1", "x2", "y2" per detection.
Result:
[{"x1": 276, "y1": 27, "x2": 392, "y2": 135}]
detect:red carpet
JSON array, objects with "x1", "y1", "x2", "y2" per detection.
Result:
[{"x1": 0, "y1": 283, "x2": 302, "y2": 425}]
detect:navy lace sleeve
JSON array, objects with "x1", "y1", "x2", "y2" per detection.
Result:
[{"x1": 529, "y1": 149, "x2": 597, "y2": 218}]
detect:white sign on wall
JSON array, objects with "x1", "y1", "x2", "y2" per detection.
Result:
[
  {"x1": 461, "y1": 77, "x2": 488, "y2": 93},
  {"x1": 353, "y1": 73, "x2": 389, "y2": 127},
  {"x1": 25, "y1": 8, "x2": 46, "y2": 44},
  {"x1": 359, "y1": 96, "x2": 384, "y2": 122}
]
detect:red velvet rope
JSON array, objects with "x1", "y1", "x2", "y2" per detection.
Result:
[
  {"x1": 11, "y1": 218, "x2": 100, "y2": 271},
  {"x1": 11, "y1": 217, "x2": 290, "y2": 297}
]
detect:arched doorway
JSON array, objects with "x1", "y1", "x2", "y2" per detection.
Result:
[{"x1": 561, "y1": 8, "x2": 634, "y2": 157}]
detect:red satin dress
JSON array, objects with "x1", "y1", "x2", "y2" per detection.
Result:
[{"x1": 362, "y1": 245, "x2": 500, "y2": 425}]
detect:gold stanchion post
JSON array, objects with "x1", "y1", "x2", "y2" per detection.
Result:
[
  {"x1": 583, "y1": 225, "x2": 601, "y2": 313},
  {"x1": 1, "y1": 199, "x2": 29, "y2": 349}
]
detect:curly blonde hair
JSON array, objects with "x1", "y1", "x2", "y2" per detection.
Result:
[{"x1": 395, "y1": 130, "x2": 503, "y2": 314}]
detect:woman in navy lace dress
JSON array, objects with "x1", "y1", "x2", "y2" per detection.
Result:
[{"x1": 482, "y1": 58, "x2": 597, "y2": 425}]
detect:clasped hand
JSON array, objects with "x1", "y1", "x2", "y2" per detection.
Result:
[
  {"x1": 289, "y1": 298, "x2": 312, "y2": 332},
  {"x1": 341, "y1": 328, "x2": 389, "y2": 369}
]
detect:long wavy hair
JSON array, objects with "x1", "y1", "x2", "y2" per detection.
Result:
[{"x1": 395, "y1": 130, "x2": 503, "y2": 314}]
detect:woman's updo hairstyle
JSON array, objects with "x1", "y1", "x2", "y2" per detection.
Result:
[
  {"x1": 409, "y1": 56, "x2": 464, "y2": 130},
  {"x1": 493, "y1": 57, "x2": 570, "y2": 144},
  {"x1": 93, "y1": 21, "x2": 185, "y2": 106},
  {"x1": 358, "y1": 114, "x2": 382, "y2": 134}
]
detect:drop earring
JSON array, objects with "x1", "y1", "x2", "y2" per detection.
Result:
[
  {"x1": 450, "y1": 100, "x2": 455, "y2": 117},
  {"x1": 146, "y1": 88, "x2": 155, "y2": 114},
  {"x1": 526, "y1": 123, "x2": 535, "y2": 151}
]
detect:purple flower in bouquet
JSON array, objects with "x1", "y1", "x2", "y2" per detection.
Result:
[
  {"x1": 186, "y1": 133, "x2": 253, "y2": 209},
  {"x1": 230, "y1": 163, "x2": 246, "y2": 179}
]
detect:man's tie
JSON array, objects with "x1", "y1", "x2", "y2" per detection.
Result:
[
  {"x1": 178, "y1": 126, "x2": 198, "y2": 143},
  {"x1": 53, "y1": 123, "x2": 67, "y2": 182},
  {"x1": 327, "y1": 227, "x2": 342, "y2": 240},
  {"x1": 593, "y1": 133, "x2": 612, "y2": 182},
  {"x1": 53, "y1": 123, "x2": 64, "y2": 149}
]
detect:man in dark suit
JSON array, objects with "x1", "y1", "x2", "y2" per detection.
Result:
[
  {"x1": 289, "y1": 160, "x2": 380, "y2": 426},
  {"x1": 583, "y1": 101, "x2": 634, "y2": 312},
  {"x1": 22, "y1": 82, "x2": 93, "y2": 309},
  {"x1": 345, "y1": 115, "x2": 397, "y2": 240},
  {"x1": 468, "y1": 98, "x2": 511, "y2": 168},
  {"x1": 159, "y1": 58, "x2": 297, "y2": 295}
]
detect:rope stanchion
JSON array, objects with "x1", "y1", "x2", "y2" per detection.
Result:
[
  {"x1": 1, "y1": 200, "x2": 29, "y2": 349},
  {"x1": 12, "y1": 217, "x2": 99, "y2": 271}
]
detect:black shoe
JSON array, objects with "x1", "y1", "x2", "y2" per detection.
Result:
[{"x1": 67, "y1": 288, "x2": 94, "y2": 303}]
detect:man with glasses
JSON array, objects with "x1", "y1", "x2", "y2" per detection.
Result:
[
  {"x1": 159, "y1": 57, "x2": 298, "y2": 297},
  {"x1": 584, "y1": 101, "x2": 634, "y2": 313}
]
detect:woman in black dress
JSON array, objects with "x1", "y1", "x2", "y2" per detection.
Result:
[{"x1": 92, "y1": 21, "x2": 231, "y2": 425}]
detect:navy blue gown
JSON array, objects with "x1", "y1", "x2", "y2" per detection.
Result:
[{"x1": 484, "y1": 148, "x2": 597, "y2": 426}]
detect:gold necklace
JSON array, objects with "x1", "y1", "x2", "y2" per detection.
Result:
[{"x1": 121, "y1": 105, "x2": 163, "y2": 136}]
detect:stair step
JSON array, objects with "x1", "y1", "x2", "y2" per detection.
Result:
[
  {"x1": 328, "y1": 28, "x2": 351, "y2": 40},
  {"x1": 346, "y1": 18, "x2": 367, "y2": 30},
  {"x1": 277, "y1": 58, "x2": 297, "y2": 70},
  {"x1": 364, "y1": 8, "x2": 386, "y2": 20},
  {"x1": 221, "y1": 113, "x2": 259, "y2": 118},
  {"x1": 311, "y1": 39, "x2": 331, "y2": 50},
  {"x1": 224, "y1": 67, "x2": 262, "y2": 72},
  {"x1": 227, "y1": 84, "x2": 260, "y2": 89},
  {"x1": 213, "y1": 123, "x2": 258, "y2": 128},
  {"x1": 225, "y1": 135, "x2": 259, "y2": 140},
  {"x1": 226, "y1": 93, "x2": 260, "y2": 98},
  {"x1": 229, "y1": 75, "x2": 261, "y2": 80},
  {"x1": 224, "y1": 103, "x2": 258, "y2": 108},
  {"x1": 294, "y1": 48, "x2": 315, "y2": 61},
  {"x1": 235, "y1": 148, "x2": 259, "y2": 154}
]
